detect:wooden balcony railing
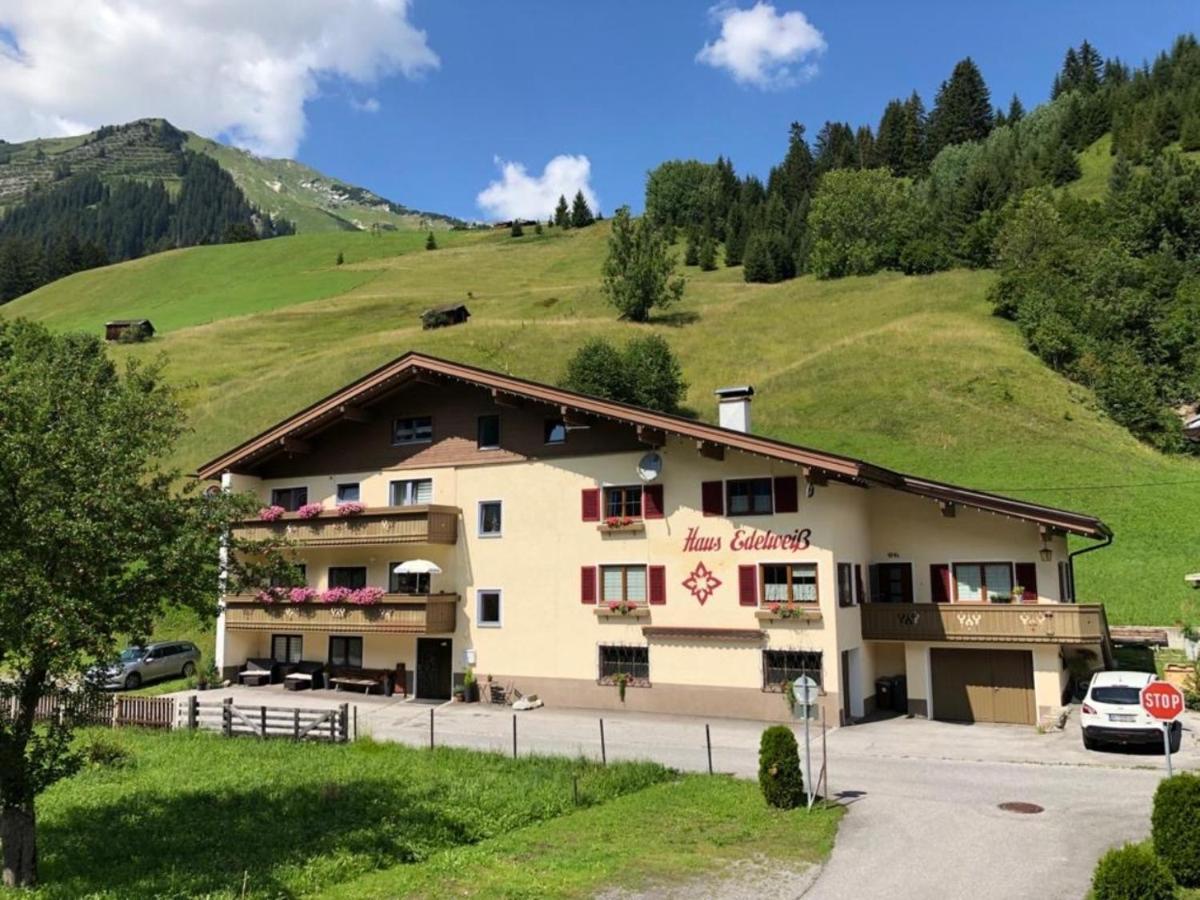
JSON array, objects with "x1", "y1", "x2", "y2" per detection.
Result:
[
  {"x1": 233, "y1": 505, "x2": 458, "y2": 547},
  {"x1": 859, "y1": 602, "x2": 1110, "y2": 645},
  {"x1": 224, "y1": 594, "x2": 458, "y2": 634}
]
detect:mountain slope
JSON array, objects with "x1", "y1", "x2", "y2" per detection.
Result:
[
  {"x1": 0, "y1": 119, "x2": 460, "y2": 232},
  {"x1": 6, "y1": 224, "x2": 1196, "y2": 626}
]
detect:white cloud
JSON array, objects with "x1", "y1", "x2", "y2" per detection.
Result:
[
  {"x1": 0, "y1": 0, "x2": 438, "y2": 157},
  {"x1": 351, "y1": 97, "x2": 382, "y2": 114},
  {"x1": 476, "y1": 155, "x2": 598, "y2": 222},
  {"x1": 696, "y1": 3, "x2": 825, "y2": 89}
]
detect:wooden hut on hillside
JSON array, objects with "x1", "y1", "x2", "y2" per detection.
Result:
[
  {"x1": 104, "y1": 319, "x2": 155, "y2": 342},
  {"x1": 420, "y1": 304, "x2": 470, "y2": 330}
]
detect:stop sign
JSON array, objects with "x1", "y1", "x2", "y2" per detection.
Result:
[{"x1": 1141, "y1": 681, "x2": 1186, "y2": 721}]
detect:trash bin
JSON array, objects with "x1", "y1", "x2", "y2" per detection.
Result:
[
  {"x1": 890, "y1": 675, "x2": 908, "y2": 715},
  {"x1": 875, "y1": 676, "x2": 894, "y2": 712}
]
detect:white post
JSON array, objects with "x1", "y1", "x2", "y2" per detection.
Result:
[
  {"x1": 215, "y1": 472, "x2": 232, "y2": 677},
  {"x1": 1164, "y1": 723, "x2": 1174, "y2": 778}
]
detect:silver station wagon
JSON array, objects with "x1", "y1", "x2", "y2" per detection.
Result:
[{"x1": 97, "y1": 641, "x2": 201, "y2": 691}]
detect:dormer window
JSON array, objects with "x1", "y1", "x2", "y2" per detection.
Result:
[
  {"x1": 544, "y1": 419, "x2": 567, "y2": 445},
  {"x1": 477, "y1": 414, "x2": 501, "y2": 450},
  {"x1": 393, "y1": 416, "x2": 432, "y2": 445}
]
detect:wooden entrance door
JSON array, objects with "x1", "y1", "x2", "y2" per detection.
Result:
[
  {"x1": 930, "y1": 648, "x2": 1035, "y2": 725},
  {"x1": 416, "y1": 638, "x2": 452, "y2": 700},
  {"x1": 870, "y1": 563, "x2": 914, "y2": 603}
]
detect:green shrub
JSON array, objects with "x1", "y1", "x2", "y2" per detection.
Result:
[
  {"x1": 758, "y1": 725, "x2": 804, "y2": 809},
  {"x1": 1092, "y1": 844, "x2": 1176, "y2": 900},
  {"x1": 81, "y1": 735, "x2": 132, "y2": 769},
  {"x1": 1153, "y1": 772, "x2": 1200, "y2": 885}
]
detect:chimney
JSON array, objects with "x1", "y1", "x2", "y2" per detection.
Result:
[{"x1": 715, "y1": 385, "x2": 754, "y2": 433}]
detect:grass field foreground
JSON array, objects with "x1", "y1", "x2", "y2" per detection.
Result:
[{"x1": 15, "y1": 729, "x2": 839, "y2": 899}]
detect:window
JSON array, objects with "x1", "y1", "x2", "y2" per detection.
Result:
[
  {"x1": 598, "y1": 645, "x2": 649, "y2": 682},
  {"x1": 604, "y1": 485, "x2": 642, "y2": 519},
  {"x1": 392, "y1": 416, "x2": 433, "y2": 445},
  {"x1": 726, "y1": 478, "x2": 772, "y2": 516},
  {"x1": 336, "y1": 482, "x2": 360, "y2": 504},
  {"x1": 328, "y1": 567, "x2": 367, "y2": 590},
  {"x1": 270, "y1": 563, "x2": 306, "y2": 589},
  {"x1": 953, "y1": 563, "x2": 1014, "y2": 602},
  {"x1": 271, "y1": 634, "x2": 302, "y2": 664},
  {"x1": 837, "y1": 563, "x2": 855, "y2": 607},
  {"x1": 478, "y1": 500, "x2": 502, "y2": 537},
  {"x1": 390, "y1": 478, "x2": 432, "y2": 506},
  {"x1": 601, "y1": 565, "x2": 647, "y2": 604},
  {"x1": 763, "y1": 650, "x2": 822, "y2": 694},
  {"x1": 477, "y1": 589, "x2": 502, "y2": 627},
  {"x1": 544, "y1": 419, "x2": 567, "y2": 445},
  {"x1": 477, "y1": 414, "x2": 501, "y2": 450},
  {"x1": 1058, "y1": 561, "x2": 1075, "y2": 602},
  {"x1": 761, "y1": 563, "x2": 818, "y2": 604},
  {"x1": 389, "y1": 567, "x2": 430, "y2": 595},
  {"x1": 270, "y1": 486, "x2": 308, "y2": 512},
  {"x1": 328, "y1": 636, "x2": 363, "y2": 668}
]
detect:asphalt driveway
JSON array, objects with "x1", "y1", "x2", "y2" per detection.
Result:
[{"x1": 175, "y1": 687, "x2": 1196, "y2": 899}]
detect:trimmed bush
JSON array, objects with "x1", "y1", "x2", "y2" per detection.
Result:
[
  {"x1": 758, "y1": 725, "x2": 804, "y2": 809},
  {"x1": 1153, "y1": 772, "x2": 1200, "y2": 885},
  {"x1": 1092, "y1": 844, "x2": 1175, "y2": 900}
]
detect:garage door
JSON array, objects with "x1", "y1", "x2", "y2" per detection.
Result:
[{"x1": 930, "y1": 648, "x2": 1035, "y2": 725}]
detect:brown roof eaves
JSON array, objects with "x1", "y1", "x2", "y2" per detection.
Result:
[{"x1": 195, "y1": 351, "x2": 1111, "y2": 540}]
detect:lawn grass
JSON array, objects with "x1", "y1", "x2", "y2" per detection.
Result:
[
  {"x1": 5, "y1": 220, "x2": 1200, "y2": 625},
  {"x1": 14, "y1": 729, "x2": 839, "y2": 899}
]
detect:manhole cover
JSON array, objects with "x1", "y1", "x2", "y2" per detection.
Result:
[{"x1": 998, "y1": 801, "x2": 1044, "y2": 814}]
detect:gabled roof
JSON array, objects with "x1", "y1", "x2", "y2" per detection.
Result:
[{"x1": 196, "y1": 351, "x2": 1111, "y2": 539}]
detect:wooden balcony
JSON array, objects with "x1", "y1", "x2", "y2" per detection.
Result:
[
  {"x1": 233, "y1": 505, "x2": 458, "y2": 547},
  {"x1": 860, "y1": 602, "x2": 1110, "y2": 645},
  {"x1": 224, "y1": 594, "x2": 458, "y2": 634}
]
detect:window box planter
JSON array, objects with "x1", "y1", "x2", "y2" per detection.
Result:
[
  {"x1": 597, "y1": 519, "x2": 645, "y2": 535},
  {"x1": 755, "y1": 607, "x2": 822, "y2": 623},
  {"x1": 594, "y1": 605, "x2": 651, "y2": 619}
]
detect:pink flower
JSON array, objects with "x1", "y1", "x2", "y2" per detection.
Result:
[
  {"x1": 288, "y1": 587, "x2": 317, "y2": 604},
  {"x1": 320, "y1": 587, "x2": 353, "y2": 604},
  {"x1": 336, "y1": 501, "x2": 366, "y2": 517},
  {"x1": 768, "y1": 602, "x2": 781, "y2": 614},
  {"x1": 296, "y1": 503, "x2": 324, "y2": 520},
  {"x1": 607, "y1": 601, "x2": 620, "y2": 611},
  {"x1": 258, "y1": 505, "x2": 285, "y2": 522},
  {"x1": 348, "y1": 587, "x2": 385, "y2": 606},
  {"x1": 256, "y1": 587, "x2": 286, "y2": 604}
]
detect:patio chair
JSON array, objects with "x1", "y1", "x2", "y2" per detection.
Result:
[
  {"x1": 284, "y1": 660, "x2": 325, "y2": 691},
  {"x1": 237, "y1": 658, "x2": 279, "y2": 686}
]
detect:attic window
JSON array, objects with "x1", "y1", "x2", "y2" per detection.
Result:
[{"x1": 393, "y1": 416, "x2": 433, "y2": 445}]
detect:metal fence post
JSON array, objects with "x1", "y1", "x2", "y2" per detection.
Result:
[
  {"x1": 706, "y1": 723, "x2": 713, "y2": 775},
  {"x1": 512, "y1": 713, "x2": 518, "y2": 759},
  {"x1": 599, "y1": 718, "x2": 606, "y2": 766}
]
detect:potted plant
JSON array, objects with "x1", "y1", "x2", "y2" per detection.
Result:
[
  {"x1": 990, "y1": 591, "x2": 1012, "y2": 604},
  {"x1": 336, "y1": 501, "x2": 366, "y2": 517},
  {"x1": 463, "y1": 666, "x2": 477, "y2": 703},
  {"x1": 296, "y1": 502, "x2": 323, "y2": 519},
  {"x1": 615, "y1": 671, "x2": 630, "y2": 703},
  {"x1": 258, "y1": 505, "x2": 285, "y2": 522}
]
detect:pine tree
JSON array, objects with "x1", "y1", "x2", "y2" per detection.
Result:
[
  {"x1": 767, "y1": 123, "x2": 816, "y2": 210},
  {"x1": 723, "y1": 201, "x2": 747, "y2": 267},
  {"x1": 876, "y1": 99, "x2": 908, "y2": 176},
  {"x1": 511, "y1": 218, "x2": 524, "y2": 237},
  {"x1": 425, "y1": 231, "x2": 437, "y2": 250},
  {"x1": 855, "y1": 125, "x2": 877, "y2": 168},
  {"x1": 900, "y1": 92, "x2": 928, "y2": 177},
  {"x1": 684, "y1": 229, "x2": 700, "y2": 266},
  {"x1": 698, "y1": 233, "x2": 717, "y2": 271},
  {"x1": 1108, "y1": 153, "x2": 1133, "y2": 195},
  {"x1": 570, "y1": 190, "x2": 594, "y2": 228},
  {"x1": 1047, "y1": 141, "x2": 1081, "y2": 186},
  {"x1": 1181, "y1": 113, "x2": 1200, "y2": 152},
  {"x1": 928, "y1": 58, "x2": 993, "y2": 157},
  {"x1": 554, "y1": 195, "x2": 571, "y2": 229},
  {"x1": 336, "y1": 251, "x2": 344, "y2": 265},
  {"x1": 742, "y1": 231, "x2": 776, "y2": 283},
  {"x1": 1007, "y1": 94, "x2": 1025, "y2": 125}
]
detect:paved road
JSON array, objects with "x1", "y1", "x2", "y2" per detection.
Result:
[{"x1": 177, "y1": 687, "x2": 1197, "y2": 899}]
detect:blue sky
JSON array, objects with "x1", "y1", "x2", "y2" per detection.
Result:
[{"x1": 0, "y1": 1, "x2": 1195, "y2": 222}]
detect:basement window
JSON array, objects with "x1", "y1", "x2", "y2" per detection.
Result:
[{"x1": 598, "y1": 645, "x2": 649, "y2": 683}]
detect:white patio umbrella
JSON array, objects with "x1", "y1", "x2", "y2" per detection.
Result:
[{"x1": 392, "y1": 559, "x2": 443, "y2": 575}]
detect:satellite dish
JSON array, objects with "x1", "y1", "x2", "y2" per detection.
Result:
[{"x1": 636, "y1": 452, "x2": 663, "y2": 482}]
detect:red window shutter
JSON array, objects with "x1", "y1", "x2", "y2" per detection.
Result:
[
  {"x1": 1015, "y1": 563, "x2": 1038, "y2": 603},
  {"x1": 738, "y1": 565, "x2": 758, "y2": 606},
  {"x1": 643, "y1": 484, "x2": 664, "y2": 519},
  {"x1": 649, "y1": 565, "x2": 666, "y2": 604},
  {"x1": 701, "y1": 481, "x2": 724, "y2": 516},
  {"x1": 581, "y1": 488, "x2": 600, "y2": 522},
  {"x1": 773, "y1": 476, "x2": 799, "y2": 513},
  {"x1": 930, "y1": 564, "x2": 951, "y2": 604},
  {"x1": 580, "y1": 566, "x2": 597, "y2": 604}
]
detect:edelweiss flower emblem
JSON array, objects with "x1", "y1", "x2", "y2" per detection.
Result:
[{"x1": 682, "y1": 562, "x2": 722, "y2": 605}]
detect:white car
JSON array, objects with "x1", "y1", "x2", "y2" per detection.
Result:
[{"x1": 1081, "y1": 670, "x2": 1182, "y2": 753}]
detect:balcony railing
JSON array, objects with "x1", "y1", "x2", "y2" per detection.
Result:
[
  {"x1": 860, "y1": 602, "x2": 1110, "y2": 645},
  {"x1": 224, "y1": 593, "x2": 458, "y2": 634},
  {"x1": 233, "y1": 505, "x2": 458, "y2": 547}
]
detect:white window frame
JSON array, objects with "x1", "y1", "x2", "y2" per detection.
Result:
[
  {"x1": 477, "y1": 500, "x2": 503, "y2": 538},
  {"x1": 390, "y1": 478, "x2": 433, "y2": 507},
  {"x1": 476, "y1": 588, "x2": 503, "y2": 628},
  {"x1": 336, "y1": 482, "x2": 360, "y2": 504}
]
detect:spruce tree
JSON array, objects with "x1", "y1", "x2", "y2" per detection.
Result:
[
  {"x1": 1047, "y1": 141, "x2": 1081, "y2": 187},
  {"x1": 900, "y1": 92, "x2": 928, "y2": 177},
  {"x1": 723, "y1": 201, "x2": 747, "y2": 267},
  {"x1": 698, "y1": 233, "x2": 718, "y2": 271},
  {"x1": 1108, "y1": 153, "x2": 1133, "y2": 195},
  {"x1": 742, "y1": 231, "x2": 776, "y2": 283},
  {"x1": 684, "y1": 229, "x2": 700, "y2": 266},
  {"x1": 767, "y1": 123, "x2": 816, "y2": 211},
  {"x1": 928, "y1": 58, "x2": 994, "y2": 157},
  {"x1": 425, "y1": 231, "x2": 438, "y2": 250},
  {"x1": 876, "y1": 99, "x2": 908, "y2": 175},
  {"x1": 570, "y1": 190, "x2": 594, "y2": 228},
  {"x1": 554, "y1": 195, "x2": 571, "y2": 229},
  {"x1": 1180, "y1": 113, "x2": 1200, "y2": 152},
  {"x1": 1007, "y1": 94, "x2": 1025, "y2": 125}
]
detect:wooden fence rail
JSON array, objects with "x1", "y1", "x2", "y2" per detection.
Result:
[
  {"x1": 2, "y1": 692, "x2": 175, "y2": 730},
  {"x1": 182, "y1": 696, "x2": 350, "y2": 743}
]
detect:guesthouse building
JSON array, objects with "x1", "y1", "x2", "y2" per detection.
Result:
[{"x1": 200, "y1": 352, "x2": 1113, "y2": 727}]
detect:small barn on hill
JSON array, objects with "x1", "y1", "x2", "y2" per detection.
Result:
[
  {"x1": 421, "y1": 304, "x2": 470, "y2": 330},
  {"x1": 104, "y1": 319, "x2": 155, "y2": 342}
]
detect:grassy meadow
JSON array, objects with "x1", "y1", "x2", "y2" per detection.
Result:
[
  {"x1": 14, "y1": 729, "x2": 839, "y2": 899},
  {"x1": 6, "y1": 220, "x2": 1200, "y2": 625}
]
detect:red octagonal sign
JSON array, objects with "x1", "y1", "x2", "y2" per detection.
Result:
[{"x1": 1141, "y1": 681, "x2": 1186, "y2": 722}]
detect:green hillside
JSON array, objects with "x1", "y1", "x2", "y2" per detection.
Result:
[{"x1": 6, "y1": 224, "x2": 1198, "y2": 627}]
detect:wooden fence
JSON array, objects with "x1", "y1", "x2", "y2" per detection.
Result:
[
  {"x1": 3, "y1": 692, "x2": 175, "y2": 730},
  {"x1": 181, "y1": 696, "x2": 350, "y2": 743}
]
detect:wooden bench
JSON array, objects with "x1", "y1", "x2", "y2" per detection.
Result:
[{"x1": 325, "y1": 664, "x2": 407, "y2": 697}]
